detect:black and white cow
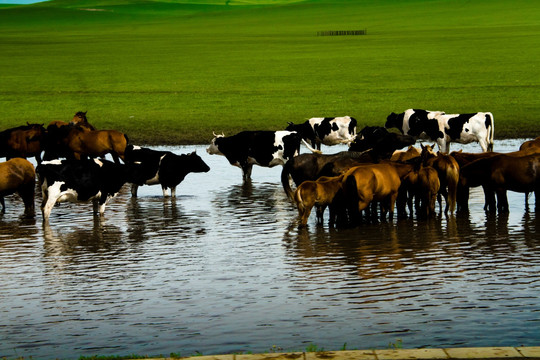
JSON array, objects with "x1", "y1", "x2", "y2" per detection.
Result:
[
  {"x1": 385, "y1": 109, "x2": 494, "y2": 153},
  {"x1": 385, "y1": 109, "x2": 445, "y2": 143},
  {"x1": 37, "y1": 158, "x2": 129, "y2": 223},
  {"x1": 124, "y1": 145, "x2": 210, "y2": 197},
  {"x1": 286, "y1": 116, "x2": 357, "y2": 150},
  {"x1": 207, "y1": 130, "x2": 318, "y2": 181},
  {"x1": 436, "y1": 112, "x2": 495, "y2": 153}
]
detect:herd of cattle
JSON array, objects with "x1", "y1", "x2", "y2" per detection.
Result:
[{"x1": 0, "y1": 109, "x2": 538, "y2": 227}]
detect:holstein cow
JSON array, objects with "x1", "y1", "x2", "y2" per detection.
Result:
[
  {"x1": 286, "y1": 116, "x2": 357, "y2": 150},
  {"x1": 125, "y1": 145, "x2": 210, "y2": 197},
  {"x1": 385, "y1": 109, "x2": 445, "y2": 144},
  {"x1": 437, "y1": 112, "x2": 495, "y2": 153},
  {"x1": 207, "y1": 130, "x2": 319, "y2": 182},
  {"x1": 37, "y1": 158, "x2": 130, "y2": 223},
  {"x1": 385, "y1": 109, "x2": 494, "y2": 153}
]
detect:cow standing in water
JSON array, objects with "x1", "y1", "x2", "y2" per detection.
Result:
[
  {"x1": 37, "y1": 158, "x2": 130, "y2": 223},
  {"x1": 125, "y1": 145, "x2": 210, "y2": 197},
  {"x1": 207, "y1": 130, "x2": 319, "y2": 182},
  {"x1": 385, "y1": 109, "x2": 494, "y2": 153},
  {"x1": 286, "y1": 116, "x2": 357, "y2": 150}
]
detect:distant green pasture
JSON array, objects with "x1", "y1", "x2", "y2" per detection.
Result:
[{"x1": 0, "y1": 0, "x2": 539, "y2": 144}]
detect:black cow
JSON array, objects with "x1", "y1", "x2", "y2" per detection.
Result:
[
  {"x1": 207, "y1": 130, "x2": 318, "y2": 181},
  {"x1": 37, "y1": 158, "x2": 129, "y2": 223},
  {"x1": 349, "y1": 126, "x2": 416, "y2": 158},
  {"x1": 124, "y1": 145, "x2": 210, "y2": 197},
  {"x1": 286, "y1": 116, "x2": 357, "y2": 150}
]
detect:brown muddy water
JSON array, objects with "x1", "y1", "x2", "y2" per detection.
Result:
[{"x1": 0, "y1": 140, "x2": 539, "y2": 359}]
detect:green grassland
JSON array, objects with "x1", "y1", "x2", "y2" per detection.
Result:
[{"x1": 0, "y1": 0, "x2": 539, "y2": 144}]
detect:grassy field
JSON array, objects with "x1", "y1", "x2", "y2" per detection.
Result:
[{"x1": 0, "y1": 0, "x2": 539, "y2": 144}]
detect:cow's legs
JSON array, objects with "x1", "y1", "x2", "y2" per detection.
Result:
[
  {"x1": 242, "y1": 164, "x2": 253, "y2": 182},
  {"x1": 131, "y1": 184, "x2": 139, "y2": 197},
  {"x1": 41, "y1": 194, "x2": 58, "y2": 223},
  {"x1": 97, "y1": 197, "x2": 110, "y2": 216},
  {"x1": 162, "y1": 186, "x2": 170, "y2": 197},
  {"x1": 171, "y1": 187, "x2": 176, "y2": 197},
  {"x1": 41, "y1": 183, "x2": 62, "y2": 222}
]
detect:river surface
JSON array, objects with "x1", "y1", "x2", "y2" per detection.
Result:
[{"x1": 0, "y1": 139, "x2": 539, "y2": 359}]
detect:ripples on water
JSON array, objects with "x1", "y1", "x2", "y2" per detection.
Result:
[{"x1": 1, "y1": 140, "x2": 539, "y2": 359}]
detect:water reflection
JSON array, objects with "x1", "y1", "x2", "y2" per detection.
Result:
[{"x1": 1, "y1": 141, "x2": 540, "y2": 359}]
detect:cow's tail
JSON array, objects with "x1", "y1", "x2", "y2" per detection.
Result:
[
  {"x1": 281, "y1": 161, "x2": 295, "y2": 201},
  {"x1": 301, "y1": 138, "x2": 322, "y2": 154},
  {"x1": 486, "y1": 112, "x2": 495, "y2": 152}
]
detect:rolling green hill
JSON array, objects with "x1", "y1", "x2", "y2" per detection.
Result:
[{"x1": 1, "y1": 0, "x2": 539, "y2": 144}]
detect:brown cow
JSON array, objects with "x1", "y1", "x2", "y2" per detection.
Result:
[{"x1": 294, "y1": 175, "x2": 344, "y2": 227}]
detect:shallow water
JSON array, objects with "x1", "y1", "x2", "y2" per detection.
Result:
[{"x1": 1, "y1": 140, "x2": 539, "y2": 359}]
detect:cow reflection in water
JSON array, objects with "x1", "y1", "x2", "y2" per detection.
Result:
[
  {"x1": 42, "y1": 221, "x2": 124, "y2": 262},
  {"x1": 212, "y1": 181, "x2": 293, "y2": 230},
  {"x1": 125, "y1": 197, "x2": 207, "y2": 243}
]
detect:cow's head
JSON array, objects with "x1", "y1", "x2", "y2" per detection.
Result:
[
  {"x1": 186, "y1": 151, "x2": 211, "y2": 173},
  {"x1": 385, "y1": 112, "x2": 406, "y2": 131},
  {"x1": 206, "y1": 132, "x2": 225, "y2": 155},
  {"x1": 285, "y1": 122, "x2": 296, "y2": 131}
]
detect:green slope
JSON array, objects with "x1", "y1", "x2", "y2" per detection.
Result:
[{"x1": 1, "y1": 0, "x2": 539, "y2": 144}]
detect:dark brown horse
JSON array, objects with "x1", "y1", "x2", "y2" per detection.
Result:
[
  {"x1": 451, "y1": 149, "x2": 538, "y2": 211},
  {"x1": 45, "y1": 124, "x2": 129, "y2": 164},
  {"x1": 459, "y1": 153, "x2": 540, "y2": 213},
  {"x1": 0, "y1": 123, "x2": 47, "y2": 164},
  {"x1": 0, "y1": 158, "x2": 35, "y2": 217}
]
